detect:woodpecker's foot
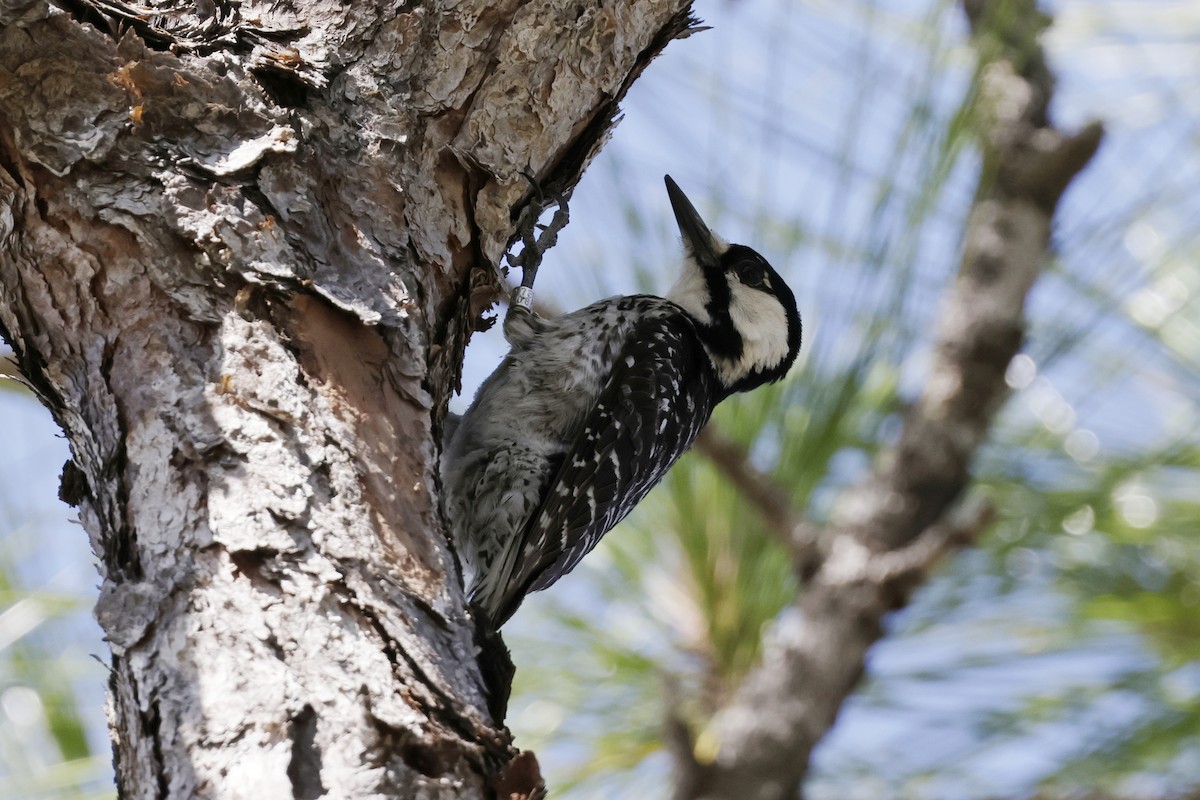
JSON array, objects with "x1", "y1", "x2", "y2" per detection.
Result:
[
  {"x1": 505, "y1": 180, "x2": 571, "y2": 298},
  {"x1": 502, "y1": 301, "x2": 544, "y2": 347}
]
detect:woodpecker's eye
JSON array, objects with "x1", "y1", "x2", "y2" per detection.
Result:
[{"x1": 735, "y1": 260, "x2": 769, "y2": 290}]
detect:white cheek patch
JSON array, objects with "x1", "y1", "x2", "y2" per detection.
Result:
[
  {"x1": 713, "y1": 282, "x2": 790, "y2": 384},
  {"x1": 666, "y1": 254, "x2": 712, "y2": 324}
]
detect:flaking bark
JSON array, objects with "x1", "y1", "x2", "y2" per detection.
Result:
[{"x1": 0, "y1": 1, "x2": 698, "y2": 796}]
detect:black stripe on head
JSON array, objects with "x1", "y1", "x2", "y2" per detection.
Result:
[{"x1": 695, "y1": 266, "x2": 743, "y2": 361}]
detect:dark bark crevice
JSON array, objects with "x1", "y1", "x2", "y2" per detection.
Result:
[{"x1": 287, "y1": 705, "x2": 326, "y2": 800}]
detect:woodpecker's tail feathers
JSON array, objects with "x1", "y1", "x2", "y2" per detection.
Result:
[{"x1": 471, "y1": 612, "x2": 515, "y2": 724}]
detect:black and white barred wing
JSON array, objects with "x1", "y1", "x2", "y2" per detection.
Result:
[{"x1": 492, "y1": 313, "x2": 719, "y2": 624}]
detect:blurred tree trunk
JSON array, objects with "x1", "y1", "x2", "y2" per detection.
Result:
[
  {"x1": 672, "y1": 1, "x2": 1101, "y2": 798},
  {"x1": 0, "y1": 0, "x2": 696, "y2": 796}
]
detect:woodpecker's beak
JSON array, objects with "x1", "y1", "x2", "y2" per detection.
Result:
[{"x1": 665, "y1": 175, "x2": 722, "y2": 269}]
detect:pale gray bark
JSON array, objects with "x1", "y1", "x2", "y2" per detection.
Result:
[
  {"x1": 675, "y1": 2, "x2": 1103, "y2": 798},
  {"x1": 0, "y1": 1, "x2": 696, "y2": 796}
]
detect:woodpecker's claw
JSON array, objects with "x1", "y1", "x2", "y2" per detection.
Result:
[{"x1": 505, "y1": 180, "x2": 571, "y2": 309}]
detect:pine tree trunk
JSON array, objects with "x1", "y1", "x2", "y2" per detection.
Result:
[{"x1": 0, "y1": 1, "x2": 696, "y2": 795}]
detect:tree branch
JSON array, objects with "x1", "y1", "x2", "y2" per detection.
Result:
[
  {"x1": 692, "y1": 427, "x2": 799, "y2": 542},
  {"x1": 691, "y1": 427, "x2": 824, "y2": 573}
]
